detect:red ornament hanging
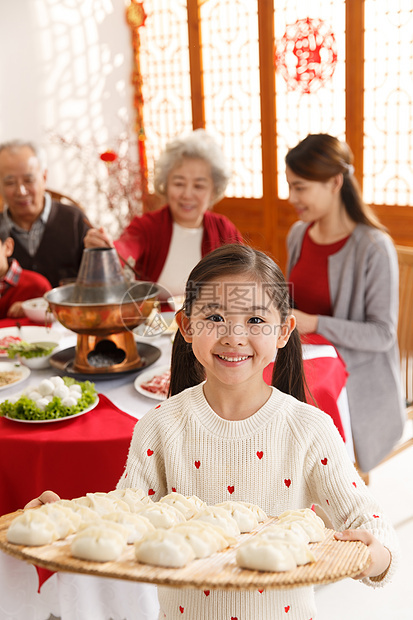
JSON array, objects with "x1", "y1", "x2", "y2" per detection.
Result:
[
  {"x1": 275, "y1": 17, "x2": 338, "y2": 94},
  {"x1": 100, "y1": 150, "x2": 118, "y2": 163}
]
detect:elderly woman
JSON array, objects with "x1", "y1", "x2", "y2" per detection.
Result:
[{"x1": 84, "y1": 129, "x2": 243, "y2": 296}]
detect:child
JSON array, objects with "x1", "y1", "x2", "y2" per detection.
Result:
[
  {"x1": 0, "y1": 231, "x2": 51, "y2": 318},
  {"x1": 116, "y1": 244, "x2": 397, "y2": 620},
  {"x1": 30, "y1": 244, "x2": 397, "y2": 619}
]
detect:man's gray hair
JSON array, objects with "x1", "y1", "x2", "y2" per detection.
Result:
[
  {"x1": 0, "y1": 139, "x2": 47, "y2": 171},
  {"x1": 154, "y1": 129, "x2": 231, "y2": 205}
]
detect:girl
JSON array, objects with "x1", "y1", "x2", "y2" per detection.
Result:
[
  {"x1": 116, "y1": 244, "x2": 397, "y2": 620},
  {"x1": 285, "y1": 134, "x2": 405, "y2": 475}
]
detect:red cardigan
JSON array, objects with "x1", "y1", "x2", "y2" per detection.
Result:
[
  {"x1": 114, "y1": 205, "x2": 243, "y2": 281},
  {"x1": 0, "y1": 269, "x2": 51, "y2": 319}
]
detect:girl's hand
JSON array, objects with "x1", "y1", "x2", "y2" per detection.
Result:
[
  {"x1": 334, "y1": 530, "x2": 391, "y2": 579},
  {"x1": 24, "y1": 490, "x2": 61, "y2": 509},
  {"x1": 7, "y1": 301, "x2": 25, "y2": 318},
  {"x1": 84, "y1": 227, "x2": 114, "y2": 249},
  {"x1": 293, "y1": 309, "x2": 319, "y2": 335}
]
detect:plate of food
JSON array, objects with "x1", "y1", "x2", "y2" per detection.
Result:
[
  {"x1": 0, "y1": 326, "x2": 63, "y2": 357},
  {"x1": 134, "y1": 365, "x2": 170, "y2": 401},
  {"x1": 0, "y1": 362, "x2": 31, "y2": 392},
  {"x1": 0, "y1": 376, "x2": 98, "y2": 423}
]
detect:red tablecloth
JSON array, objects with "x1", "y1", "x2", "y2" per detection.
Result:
[
  {"x1": 263, "y1": 333, "x2": 348, "y2": 440},
  {"x1": 0, "y1": 394, "x2": 137, "y2": 516}
]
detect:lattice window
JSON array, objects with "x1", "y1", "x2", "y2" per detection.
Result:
[
  {"x1": 274, "y1": 0, "x2": 346, "y2": 199},
  {"x1": 363, "y1": 2, "x2": 413, "y2": 206}
]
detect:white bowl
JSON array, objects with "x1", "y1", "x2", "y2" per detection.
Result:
[
  {"x1": 21, "y1": 297, "x2": 52, "y2": 324},
  {"x1": 17, "y1": 342, "x2": 59, "y2": 369}
]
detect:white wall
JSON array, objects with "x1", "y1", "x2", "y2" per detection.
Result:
[{"x1": 0, "y1": 0, "x2": 137, "y2": 235}]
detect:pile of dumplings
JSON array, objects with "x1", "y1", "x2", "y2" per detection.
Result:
[
  {"x1": 236, "y1": 508, "x2": 325, "y2": 572},
  {"x1": 6, "y1": 491, "x2": 324, "y2": 572}
]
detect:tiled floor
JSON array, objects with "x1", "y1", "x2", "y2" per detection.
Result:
[{"x1": 316, "y1": 443, "x2": 413, "y2": 620}]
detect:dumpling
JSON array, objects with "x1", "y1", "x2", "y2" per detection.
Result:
[
  {"x1": 234, "y1": 500, "x2": 267, "y2": 522},
  {"x1": 56, "y1": 500, "x2": 102, "y2": 524},
  {"x1": 71, "y1": 524, "x2": 126, "y2": 562},
  {"x1": 172, "y1": 520, "x2": 236, "y2": 558},
  {"x1": 255, "y1": 528, "x2": 316, "y2": 566},
  {"x1": 236, "y1": 537, "x2": 297, "y2": 572},
  {"x1": 72, "y1": 492, "x2": 130, "y2": 515},
  {"x1": 215, "y1": 501, "x2": 259, "y2": 533},
  {"x1": 159, "y1": 492, "x2": 206, "y2": 519},
  {"x1": 135, "y1": 503, "x2": 186, "y2": 529},
  {"x1": 36, "y1": 503, "x2": 81, "y2": 538},
  {"x1": 7, "y1": 510, "x2": 59, "y2": 546},
  {"x1": 276, "y1": 508, "x2": 325, "y2": 543},
  {"x1": 102, "y1": 512, "x2": 155, "y2": 543},
  {"x1": 134, "y1": 529, "x2": 195, "y2": 567},
  {"x1": 192, "y1": 506, "x2": 240, "y2": 537},
  {"x1": 108, "y1": 488, "x2": 151, "y2": 512}
]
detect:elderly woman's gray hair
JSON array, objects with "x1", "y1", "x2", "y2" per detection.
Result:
[
  {"x1": 0, "y1": 139, "x2": 47, "y2": 172},
  {"x1": 154, "y1": 129, "x2": 231, "y2": 204}
]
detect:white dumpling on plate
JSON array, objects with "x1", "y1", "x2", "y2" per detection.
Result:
[
  {"x1": 236, "y1": 537, "x2": 298, "y2": 572},
  {"x1": 191, "y1": 506, "x2": 240, "y2": 537},
  {"x1": 172, "y1": 520, "x2": 236, "y2": 558},
  {"x1": 72, "y1": 492, "x2": 130, "y2": 516},
  {"x1": 108, "y1": 488, "x2": 150, "y2": 512},
  {"x1": 215, "y1": 501, "x2": 259, "y2": 533},
  {"x1": 135, "y1": 503, "x2": 186, "y2": 529},
  {"x1": 276, "y1": 509, "x2": 325, "y2": 543},
  {"x1": 233, "y1": 500, "x2": 267, "y2": 523},
  {"x1": 71, "y1": 524, "x2": 126, "y2": 562},
  {"x1": 7, "y1": 510, "x2": 59, "y2": 546},
  {"x1": 159, "y1": 492, "x2": 206, "y2": 519},
  {"x1": 134, "y1": 529, "x2": 195, "y2": 568},
  {"x1": 255, "y1": 527, "x2": 316, "y2": 566},
  {"x1": 36, "y1": 503, "x2": 81, "y2": 538},
  {"x1": 102, "y1": 512, "x2": 155, "y2": 543},
  {"x1": 56, "y1": 500, "x2": 101, "y2": 524}
]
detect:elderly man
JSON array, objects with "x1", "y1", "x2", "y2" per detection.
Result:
[{"x1": 0, "y1": 140, "x2": 90, "y2": 287}]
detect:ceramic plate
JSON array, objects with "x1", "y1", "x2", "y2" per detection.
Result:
[
  {"x1": 3, "y1": 396, "x2": 99, "y2": 424},
  {"x1": 134, "y1": 364, "x2": 170, "y2": 401},
  {"x1": 0, "y1": 362, "x2": 31, "y2": 392},
  {"x1": 0, "y1": 326, "x2": 63, "y2": 357}
]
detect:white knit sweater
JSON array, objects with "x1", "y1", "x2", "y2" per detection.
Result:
[{"x1": 118, "y1": 383, "x2": 398, "y2": 620}]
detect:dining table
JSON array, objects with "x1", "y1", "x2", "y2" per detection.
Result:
[{"x1": 0, "y1": 317, "x2": 352, "y2": 620}]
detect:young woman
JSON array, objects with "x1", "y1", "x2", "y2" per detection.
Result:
[
  {"x1": 285, "y1": 134, "x2": 405, "y2": 474},
  {"x1": 84, "y1": 129, "x2": 243, "y2": 297}
]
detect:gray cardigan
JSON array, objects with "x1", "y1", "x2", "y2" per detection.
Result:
[{"x1": 287, "y1": 221, "x2": 405, "y2": 472}]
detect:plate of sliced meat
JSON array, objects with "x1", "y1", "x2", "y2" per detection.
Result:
[{"x1": 134, "y1": 365, "x2": 170, "y2": 401}]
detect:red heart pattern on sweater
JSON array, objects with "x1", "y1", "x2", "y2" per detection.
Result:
[
  {"x1": 284, "y1": 605, "x2": 290, "y2": 612},
  {"x1": 352, "y1": 482, "x2": 357, "y2": 488},
  {"x1": 194, "y1": 461, "x2": 201, "y2": 469},
  {"x1": 284, "y1": 479, "x2": 291, "y2": 488},
  {"x1": 148, "y1": 489, "x2": 155, "y2": 496},
  {"x1": 258, "y1": 589, "x2": 264, "y2": 593},
  {"x1": 228, "y1": 486, "x2": 235, "y2": 494},
  {"x1": 373, "y1": 514, "x2": 380, "y2": 518},
  {"x1": 179, "y1": 606, "x2": 184, "y2": 613},
  {"x1": 256, "y1": 451, "x2": 263, "y2": 459},
  {"x1": 172, "y1": 487, "x2": 176, "y2": 492},
  {"x1": 155, "y1": 405, "x2": 161, "y2": 409},
  {"x1": 203, "y1": 590, "x2": 210, "y2": 596},
  {"x1": 147, "y1": 449, "x2": 153, "y2": 456},
  {"x1": 321, "y1": 458, "x2": 328, "y2": 465},
  {"x1": 231, "y1": 617, "x2": 238, "y2": 620}
]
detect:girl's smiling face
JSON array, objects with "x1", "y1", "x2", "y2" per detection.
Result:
[{"x1": 179, "y1": 274, "x2": 294, "y2": 389}]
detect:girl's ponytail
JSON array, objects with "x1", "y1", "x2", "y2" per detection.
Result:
[
  {"x1": 168, "y1": 329, "x2": 205, "y2": 397},
  {"x1": 272, "y1": 328, "x2": 309, "y2": 403}
]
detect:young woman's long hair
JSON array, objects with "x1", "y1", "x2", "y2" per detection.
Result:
[
  {"x1": 168, "y1": 244, "x2": 307, "y2": 403},
  {"x1": 285, "y1": 133, "x2": 386, "y2": 232}
]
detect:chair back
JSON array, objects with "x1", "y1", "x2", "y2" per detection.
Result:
[
  {"x1": 396, "y1": 245, "x2": 413, "y2": 407},
  {"x1": 47, "y1": 189, "x2": 84, "y2": 211}
]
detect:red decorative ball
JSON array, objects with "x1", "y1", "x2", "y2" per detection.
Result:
[{"x1": 275, "y1": 17, "x2": 338, "y2": 94}]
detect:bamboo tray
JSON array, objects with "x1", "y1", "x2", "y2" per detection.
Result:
[{"x1": 0, "y1": 511, "x2": 371, "y2": 590}]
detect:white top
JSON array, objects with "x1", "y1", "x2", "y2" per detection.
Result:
[
  {"x1": 118, "y1": 383, "x2": 398, "y2": 620},
  {"x1": 157, "y1": 222, "x2": 203, "y2": 296}
]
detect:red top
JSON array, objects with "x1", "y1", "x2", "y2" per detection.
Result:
[
  {"x1": 114, "y1": 205, "x2": 243, "y2": 282},
  {"x1": 289, "y1": 227, "x2": 349, "y2": 315},
  {"x1": 0, "y1": 265, "x2": 51, "y2": 319}
]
